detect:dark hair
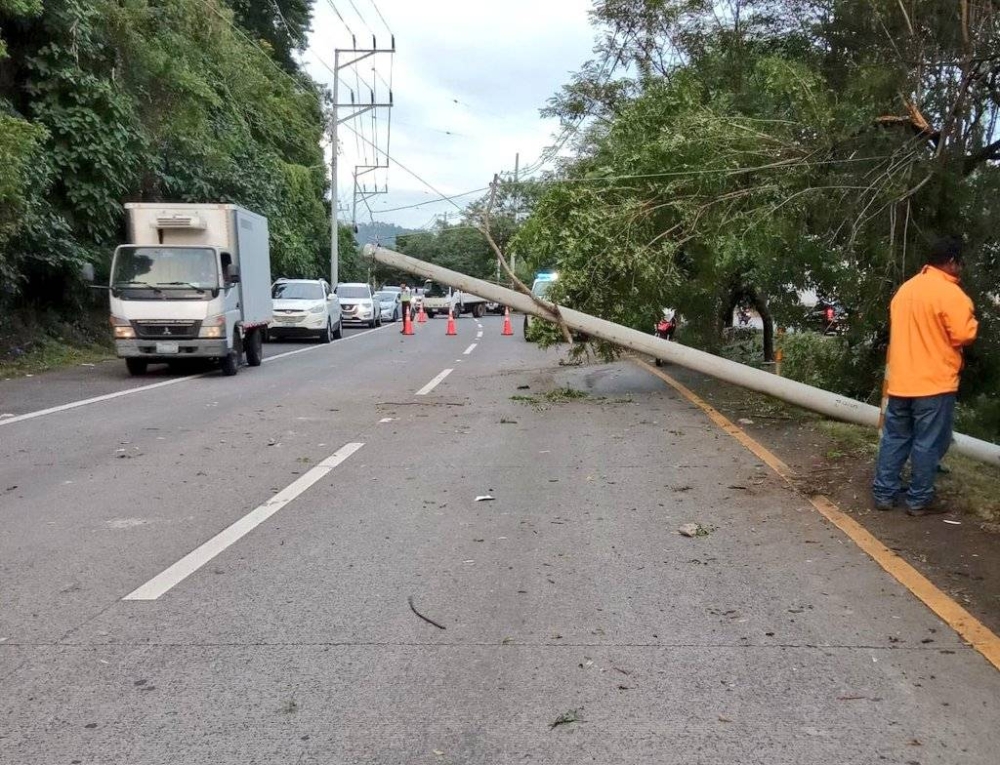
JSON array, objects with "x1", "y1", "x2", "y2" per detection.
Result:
[{"x1": 927, "y1": 236, "x2": 964, "y2": 266}]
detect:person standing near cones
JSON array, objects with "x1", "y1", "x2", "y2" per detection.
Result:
[
  {"x1": 872, "y1": 236, "x2": 978, "y2": 516},
  {"x1": 399, "y1": 283, "x2": 412, "y2": 329}
]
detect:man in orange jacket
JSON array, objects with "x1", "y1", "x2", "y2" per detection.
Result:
[{"x1": 873, "y1": 236, "x2": 979, "y2": 516}]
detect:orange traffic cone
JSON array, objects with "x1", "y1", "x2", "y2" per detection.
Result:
[
  {"x1": 417, "y1": 304, "x2": 427, "y2": 323},
  {"x1": 501, "y1": 307, "x2": 513, "y2": 336},
  {"x1": 402, "y1": 309, "x2": 414, "y2": 336},
  {"x1": 446, "y1": 309, "x2": 457, "y2": 336}
]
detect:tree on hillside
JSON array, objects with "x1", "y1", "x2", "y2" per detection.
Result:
[
  {"x1": 228, "y1": 0, "x2": 313, "y2": 72},
  {"x1": 0, "y1": 0, "x2": 329, "y2": 326}
]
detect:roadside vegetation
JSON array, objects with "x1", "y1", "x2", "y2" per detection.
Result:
[
  {"x1": 503, "y1": 1, "x2": 1000, "y2": 442},
  {"x1": 0, "y1": 0, "x2": 363, "y2": 368}
]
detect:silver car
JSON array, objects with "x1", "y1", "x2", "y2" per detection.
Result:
[{"x1": 375, "y1": 290, "x2": 401, "y2": 322}]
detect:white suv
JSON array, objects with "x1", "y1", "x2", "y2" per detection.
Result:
[
  {"x1": 269, "y1": 279, "x2": 342, "y2": 343},
  {"x1": 337, "y1": 282, "x2": 381, "y2": 328}
]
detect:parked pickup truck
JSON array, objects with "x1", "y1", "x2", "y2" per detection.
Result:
[
  {"x1": 107, "y1": 203, "x2": 272, "y2": 377},
  {"x1": 421, "y1": 279, "x2": 488, "y2": 319}
]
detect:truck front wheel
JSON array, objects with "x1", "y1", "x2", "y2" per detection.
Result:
[
  {"x1": 472, "y1": 303, "x2": 485, "y2": 319},
  {"x1": 245, "y1": 328, "x2": 264, "y2": 365},
  {"x1": 221, "y1": 334, "x2": 242, "y2": 376},
  {"x1": 126, "y1": 358, "x2": 148, "y2": 376}
]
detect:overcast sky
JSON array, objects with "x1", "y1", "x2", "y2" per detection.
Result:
[{"x1": 302, "y1": 0, "x2": 597, "y2": 229}]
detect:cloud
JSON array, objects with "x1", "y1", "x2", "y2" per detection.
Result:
[{"x1": 304, "y1": 0, "x2": 596, "y2": 228}]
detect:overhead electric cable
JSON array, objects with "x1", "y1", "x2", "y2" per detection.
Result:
[
  {"x1": 342, "y1": 121, "x2": 462, "y2": 210},
  {"x1": 323, "y1": 0, "x2": 356, "y2": 39},
  {"x1": 374, "y1": 187, "x2": 491, "y2": 214},
  {"x1": 367, "y1": 0, "x2": 393, "y2": 33}
]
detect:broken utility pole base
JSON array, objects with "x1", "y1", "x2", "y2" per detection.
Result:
[{"x1": 363, "y1": 244, "x2": 1000, "y2": 468}]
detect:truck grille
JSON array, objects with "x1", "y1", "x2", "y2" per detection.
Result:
[{"x1": 131, "y1": 320, "x2": 201, "y2": 340}]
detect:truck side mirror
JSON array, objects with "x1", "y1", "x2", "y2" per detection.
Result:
[{"x1": 80, "y1": 263, "x2": 95, "y2": 283}]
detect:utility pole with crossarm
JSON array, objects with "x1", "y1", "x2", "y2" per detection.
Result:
[{"x1": 330, "y1": 37, "x2": 394, "y2": 286}]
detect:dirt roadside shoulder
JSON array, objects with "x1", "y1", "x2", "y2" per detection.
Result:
[{"x1": 657, "y1": 363, "x2": 1000, "y2": 638}]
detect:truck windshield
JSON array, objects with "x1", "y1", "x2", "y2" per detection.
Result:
[
  {"x1": 112, "y1": 247, "x2": 219, "y2": 300},
  {"x1": 424, "y1": 281, "x2": 449, "y2": 298}
]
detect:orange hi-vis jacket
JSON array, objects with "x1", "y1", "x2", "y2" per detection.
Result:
[{"x1": 887, "y1": 266, "x2": 978, "y2": 397}]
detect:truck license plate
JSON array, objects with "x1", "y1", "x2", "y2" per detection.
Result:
[{"x1": 156, "y1": 342, "x2": 180, "y2": 354}]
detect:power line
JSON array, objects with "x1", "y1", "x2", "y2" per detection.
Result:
[
  {"x1": 197, "y1": 0, "x2": 312, "y2": 96},
  {"x1": 322, "y1": 0, "x2": 355, "y2": 39},
  {"x1": 342, "y1": 121, "x2": 462, "y2": 210},
  {"x1": 346, "y1": 0, "x2": 372, "y2": 33},
  {"x1": 374, "y1": 187, "x2": 491, "y2": 214},
  {"x1": 367, "y1": 0, "x2": 393, "y2": 34}
]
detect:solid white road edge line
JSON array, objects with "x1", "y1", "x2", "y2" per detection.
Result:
[
  {"x1": 416, "y1": 368, "x2": 453, "y2": 396},
  {"x1": 463, "y1": 343, "x2": 477, "y2": 355},
  {"x1": 0, "y1": 326, "x2": 386, "y2": 428},
  {"x1": 123, "y1": 442, "x2": 364, "y2": 601}
]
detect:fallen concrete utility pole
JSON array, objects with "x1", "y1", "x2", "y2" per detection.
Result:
[{"x1": 366, "y1": 244, "x2": 1000, "y2": 467}]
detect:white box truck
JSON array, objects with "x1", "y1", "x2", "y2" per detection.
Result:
[
  {"x1": 108, "y1": 203, "x2": 272, "y2": 376},
  {"x1": 420, "y1": 279, "x2": 488, "y2": 319}
]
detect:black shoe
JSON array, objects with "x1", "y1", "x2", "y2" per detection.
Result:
[
  {"x1": 874, "y1": 487, "x2": 908, "y2": 511},
  {"x1": 906, "y1": 503, "x2": 948, "y2": 517}
]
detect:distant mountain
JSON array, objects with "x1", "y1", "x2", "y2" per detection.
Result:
[{"x1": 353, "y1": 221, "x2": 415, "y2": 247}]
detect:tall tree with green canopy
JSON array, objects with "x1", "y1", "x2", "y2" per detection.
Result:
[
  {"x1": 515, "y1": 0, "x2": 1000, "y2": 424},
  {"x1": 228, "y1": 0, "x2": 313, "y2": 72},
  {"x1": 0, "y1": 0, "x2": 335, "y2": 337}
]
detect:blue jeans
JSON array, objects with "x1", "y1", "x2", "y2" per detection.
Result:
[{"x1": 873, "y1": 393, "x2": 955, "y2": 509}]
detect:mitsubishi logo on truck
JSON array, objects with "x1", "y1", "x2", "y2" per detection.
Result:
[{"x1": 162, "y1": 327, "x2": 172, "y2": 336}]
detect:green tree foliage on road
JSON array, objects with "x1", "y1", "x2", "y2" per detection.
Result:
[
  {"x1": 0, "y1": 0, "x2": 338, "y2": 336},
  {"x1": 514, "y1": 0, "x2": 1000, "y2": 429}
]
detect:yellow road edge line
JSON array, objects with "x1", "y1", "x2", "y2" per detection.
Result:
[{"x1": 633, "y1": 358, "x2": 1000, "y2": 672}]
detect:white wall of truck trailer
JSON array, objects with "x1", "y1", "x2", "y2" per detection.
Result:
[{"x1": 109, "y1": 203, "x2": 272, "y2": 377}]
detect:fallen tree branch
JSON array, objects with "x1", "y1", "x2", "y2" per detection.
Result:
[{"x1": 478, "y1": 174, "x2": 574, "y2": 344}]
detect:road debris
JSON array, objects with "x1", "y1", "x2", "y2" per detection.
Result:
[
  {"x1": 475, "y1": 495, "x2": 496, "y2": 502},
  {"x1": 678, "y1": 523, "x2": 710, "y2": 537},
  {"x1": 943, "y1": 519, "x2": 961, "y2": 525},
  {"x1": 738, "y1": 418, "x2": 754, "y2": 425},
  {"x1": 549, "y1": 708, "x2": 583, "y2": 730},
  {"x1": 408, "y1": 596, "x2": 446, "y2": 630}
]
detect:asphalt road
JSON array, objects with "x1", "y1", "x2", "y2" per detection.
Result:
[{"x1": 2, "y1": 314, "x2": 998, "y2": 764}]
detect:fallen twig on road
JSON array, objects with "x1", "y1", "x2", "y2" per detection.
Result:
[
  {"x1": 549, "y1": 708, "x2": 583, "y2": 730},
  {"x1": 408, "y1": 596, "x2": 447, "y2": 630}
]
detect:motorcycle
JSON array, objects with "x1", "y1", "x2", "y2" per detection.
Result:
[{"x1": 653, "y1": 313, "x2": 677, "y2": 367}]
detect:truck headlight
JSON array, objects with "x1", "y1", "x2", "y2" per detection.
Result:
[
  {"x1": 199, "y1": 315, "x2": 226, "y2": 338},
  {"x1": 110, "y1": 316, "x2": 135, "y2": 339}
]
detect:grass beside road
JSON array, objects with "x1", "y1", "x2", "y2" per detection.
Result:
[
  {"x1": 0, "y1": 337, "x2": 114, "y2": 379},
  {"x1": 819, "y1": 420, "x2": 1000, "y2": 524},
  {"x1": 681, "y1": 379, "x2": 1000, "y2": 525}
]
